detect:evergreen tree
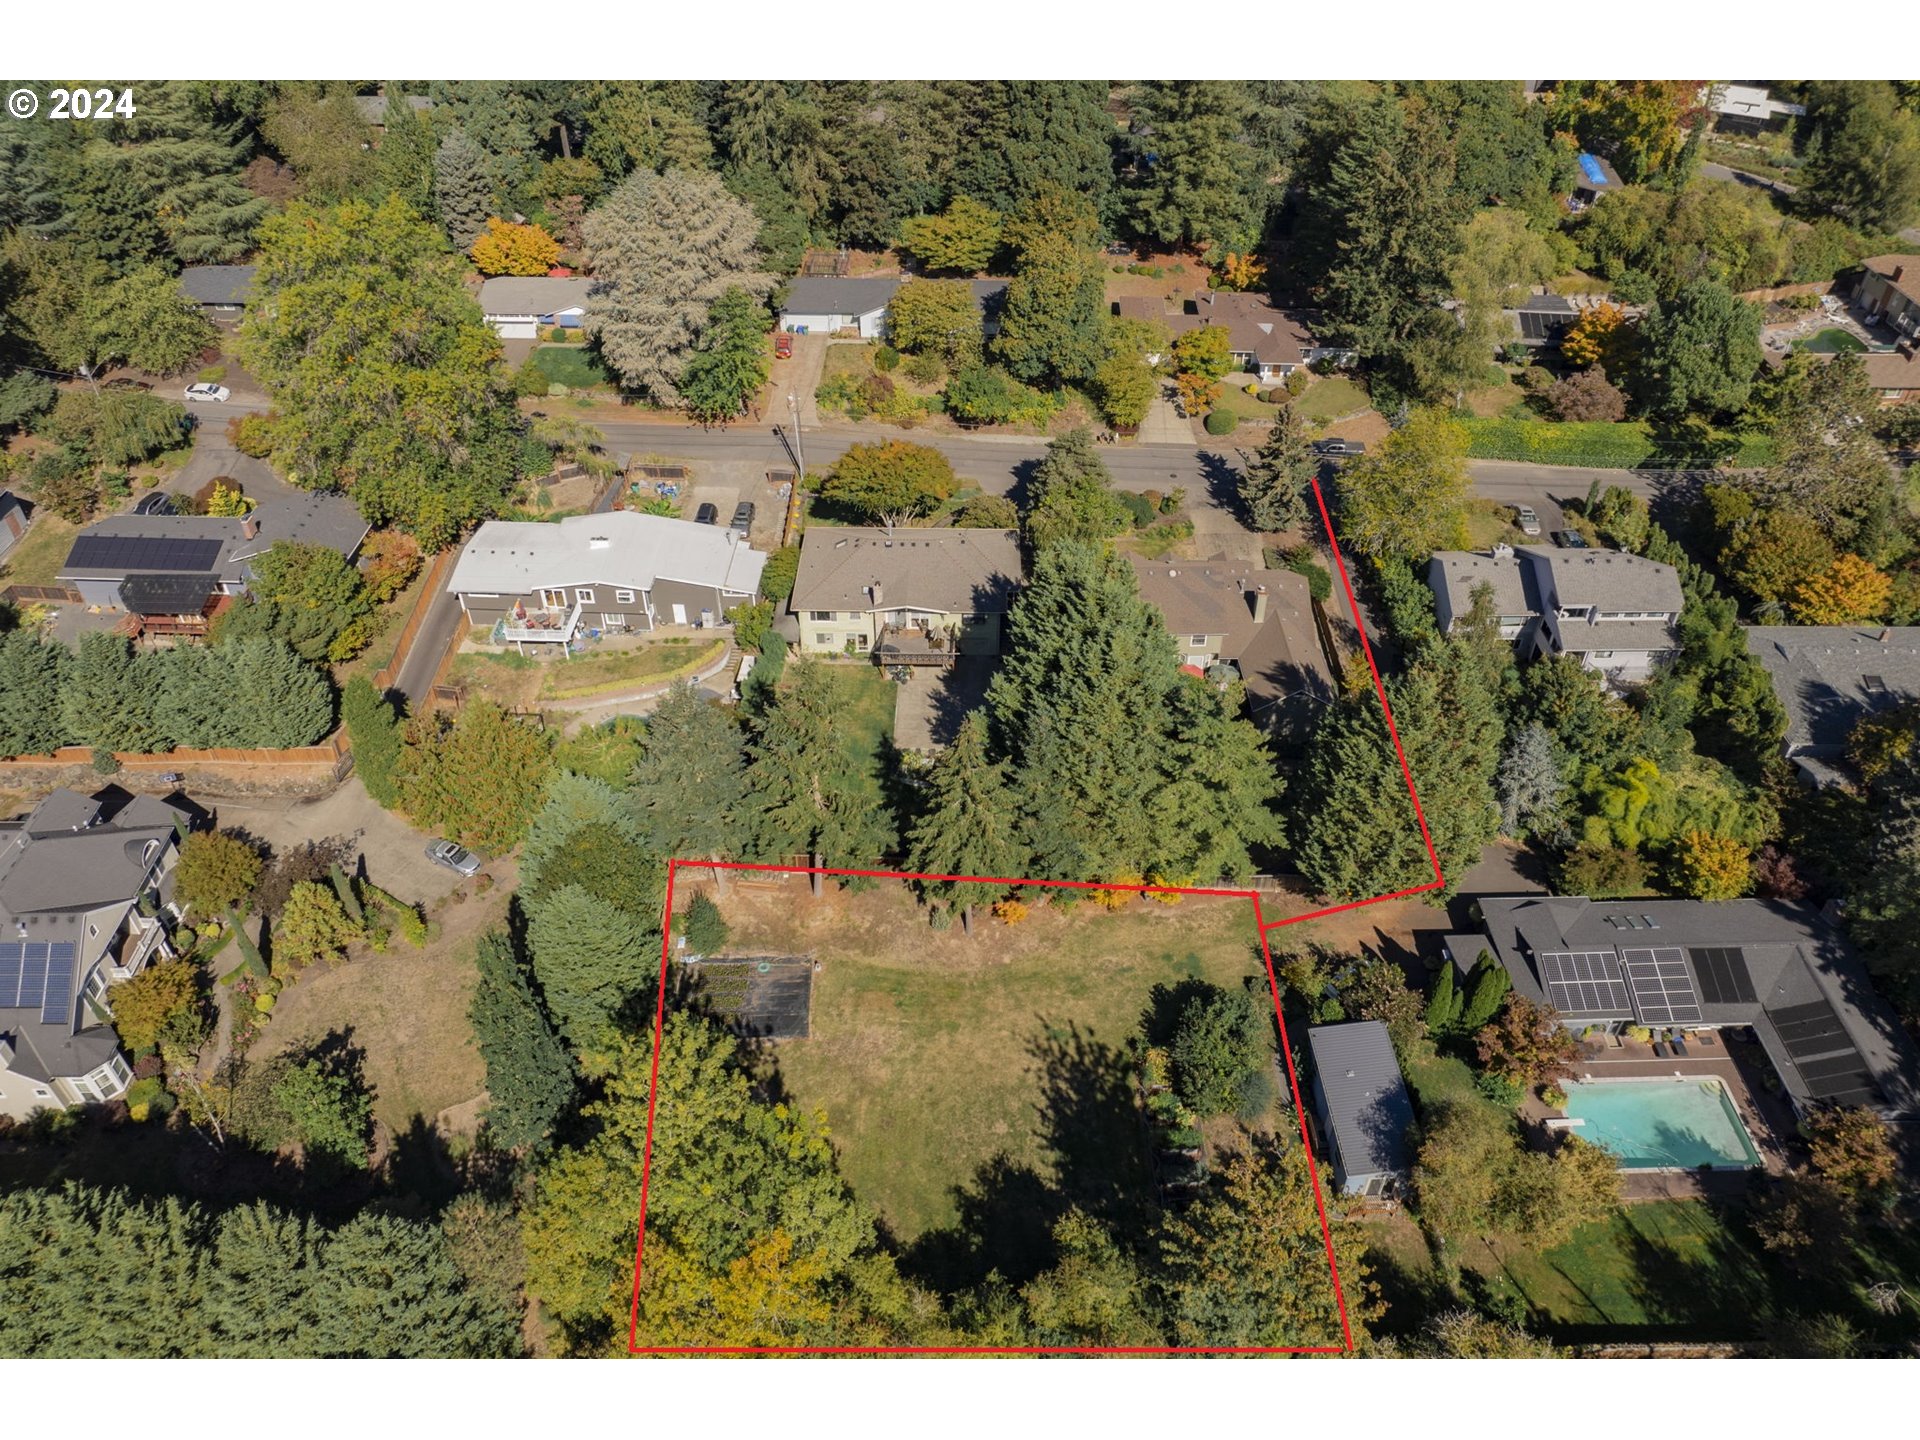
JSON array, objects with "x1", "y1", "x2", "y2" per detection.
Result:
[
  {"x1": 433, "y1": 128, "x2": 495, "y2": 249},
  {"x1": 62, "y1": 632, "x2": 160, "y2": 755},
  {"x1": 525, "y1": 883, "x2": 659, "y2": 1044},
  {"x1": 584, "y1": 169, "x2": 773, "y2": 404},
  {"x1": 376, "y1": 86, "x2": 436, "y2": 215},
  {"x1": 1634, "y1": 279, "x2": 1763, "y2": 420},
  {"x1": 0, "y1": 633, "x2": 70, "y2": 758},
  {"x1": 396, "y1": 701, "x2": 554, "y2": 852},
  {"x1": 220, "y1": 638, "x2": 335, "y2": 749},
  {"x1": 1024, "y1": 428, "x2": 1130, "y2": 549},
  {"x1": 1458, "y1": 955, "x2": 1512, "y2": 1033},
  {"x1": 1155, "y1": 678, "x2": 1287, "y2": 881},
  {"x1": 741, "y1": 660, "x2": 896, "y2": 868},
  {"x1": 341, "y1": 676, "x2": 404, "y2": 808},
  {"x1": 1496, "y1": 723, "x2": 1567, "y2": 838},
  {"x1": 1289, "y1": 637, "x2": 1502, "y2": 900},
  {"x1": 1238, "y1": 404, "x2": 1319, "y2": 533},
  {"x1": 678, "y1": 286, "x2": 772, "y2": 424},
  {"x1": 903, "y1": 714, "x2": 1025, "y2": 929},
  {"x1": 628, "y1": 681, "x2": 748, "y2": 868},
  {"x1": 469, "y1": 928, "x2": 575, "y2": 1151},
  {"x1": 1126, "y1": 81, "x2": 1264, "y2": 251},
  {"x1": 950, "y1": 82, "x2": 1115, "y2": 217},
  {"x1": 987, "y1": 543, "x2": 1180, "y2": 881},
  {"x1": 1425, "y1": 964, "x2": 1462, "y2": 1037},
  {"x1": 151, "y1": 643, "x2": 233, "y2": 749}
]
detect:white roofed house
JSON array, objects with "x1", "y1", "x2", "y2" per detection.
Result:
[
  {"x1": 0, "y1": 789, "x2": 188, "y2": 1121},
  {"x1": 447, "y1": 511, "x2": 767, "y2": 651}
]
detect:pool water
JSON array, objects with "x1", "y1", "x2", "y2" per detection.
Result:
[
  {"x1": 1795, "y1": 327, "x2": 1868, "y2": 354},
  {"x1": 1560, "y1": 1078, "x2": 1762, "y2": 1170}
]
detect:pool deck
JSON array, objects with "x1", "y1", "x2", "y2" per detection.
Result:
[{"x1": 1525, "y1": 1034, "x2": 1796, "y2": 1199}]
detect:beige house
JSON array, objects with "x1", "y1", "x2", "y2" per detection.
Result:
[
  {"x1": 789, "y1": 527, "x2": 1023, "y2": 663},
  {"x1": 1126, "y1": 557, "x2": 1333, "y2": 734}
]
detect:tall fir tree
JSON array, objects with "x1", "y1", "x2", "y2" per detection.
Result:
[
  {"x1": 1238, "y1": 404, "x2": 1319, "y2": 533},
  {"x1": 340, "y1": 675, "x2": 404, "y2": 808},
  {"x1": 903, "y1": 714, "x2": 1025, "y2": 930},
  {"x1": 469, "y1": 928, "x2": 576, "y2": 1151},
  {"x1": 991, "y1": 189, "x2": 1108, "y2": 387},
  {"x1": 628, "y1": 680, "x2": 749, "y2": 870},
  {"x1": 1154, "y1": 679, "x2": 1287, "y2": 882},
  {"x1": 220, "y1": 637, "x2": 335, "y2": 748},
  {"x1": 741, "y1": 660, "x2": 896, "y2": 869},
  {"x1": 0, "y1": 633, "x2": 71, "y2": 758},
  {"x1": 525, "y1": 883, "x2": 660, "y2": 1047},
  {"x1": 433, "y1": 128, "x2": 495, "y2": 250},
  {"x1": 375, "y1": 86, "x2": 437, "y2": 216},
  {"x1": 62, "y1": 632, "x2": 160, "y2": 755},
  {"x1": 1024, "y1": 428, "x2": 1130, "y2": 549},
  {"x1": 1125, "y1": 81, "x2": 1265, "y2": 251}
]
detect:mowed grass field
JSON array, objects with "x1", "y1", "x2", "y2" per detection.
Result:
[{"x1": 703, "y1": 880, "x2": 1275, "y2": 1240}]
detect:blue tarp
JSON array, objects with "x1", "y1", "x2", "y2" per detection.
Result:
[{"x1": 1578, "y1": 152, "x2": 1611, "y2": 187}]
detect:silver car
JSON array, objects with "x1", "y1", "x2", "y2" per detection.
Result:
[
  {"x1": 425, "y1": 839, "x2": 483, "y2": 877},
  {"x1": 1513, "y1": 504, "x2": 1542, "y2": 536}
]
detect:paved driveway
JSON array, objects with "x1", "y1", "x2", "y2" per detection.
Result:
[
  {"x1": 1137, "y1": 383, "x2": 1194, "y2": 445},
  {"x1": 214, "y1": 777, "x2": 469, "y2": 905}
]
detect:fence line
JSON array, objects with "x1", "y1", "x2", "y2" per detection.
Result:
[{"x1": 373, "y1": 547, "x2": 459, "y2": 693}]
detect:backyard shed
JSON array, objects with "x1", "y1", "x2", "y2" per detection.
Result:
[{"x1": 1307, "y1": 1020, "x2": 1416, "y2": 1197}]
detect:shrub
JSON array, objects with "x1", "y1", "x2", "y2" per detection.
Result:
[
  {"x1": 1117, "y1": 491, "x2": 1157, "y2": 529},
  {"x1": 1556, "y1": 841, "x2": 1649, "y2": 897},
  {"x1": 991, "y1": 898, "x2": 1029, "y2": 925},
  {"x1": 678, "y1": 893, "x2": 729, "y2": 953},
  {"x1": 873, "y1": 345, "x2": 900, "y2": 372},
  {"x1": 1286, "y1": 553, "x2": 1333, "y2": 603},
  {"x1": 198, "y1": 365, "x2": 228, "y2": 383},
  {"x1": 1284, "y1": 369, "x2": 1312, "y2": 396},
  {"x1": 901, "y1": 353, "x2": 942, "y2": 385},
  {"x1": 1159, "y1": 488, "x2": 1185, "y2": 514},
  {"x1": 1203, "y1": 409, "x2": 1236, "y2": 435}
]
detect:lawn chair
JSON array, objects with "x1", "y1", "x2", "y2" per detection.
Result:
[{"x1": 1653, "y1": 1039, "x2": 1673, "y2": 1059}]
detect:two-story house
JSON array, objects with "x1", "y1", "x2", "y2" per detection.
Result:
[
  {"x1": 788, "y1": 527, "x2": 1022, "y2": 662},
  {"x1": 448, "y1": 512, "x2": 768, "y2": 652},
  {"x1": 1428, "y1": 544, "x2": 1683, "y2": 686},
  {"x1": 0, "y1": 788, "x2": 186, "y2": 1121},
  {"x1": 1856, "y1": 255, "x2": 1920, "y2": 342}
]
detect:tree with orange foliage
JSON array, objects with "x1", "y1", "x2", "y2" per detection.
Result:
[
  {"x1": 1559, "y1": 302, "x2": 1633, "y2": 373},
  {"x1": 1216, "y1": 252, "x2": 1267, "y2": 292},
  {"x1": 1671, "y1": 830, "x2": 1751, "y2": 901},
  {"x1": 1790, "y1": 552, "x2": 1891, "y2": 625},
  {"x1": 1174, "y1": 370, "x2": 1220, "y2": 416},
  {"x1": 470, "y1": 218, "x2": 562, "y2": 277},
  {"x1": 1475, "y1": 992, "x2": 1580, "y2": 1086}
]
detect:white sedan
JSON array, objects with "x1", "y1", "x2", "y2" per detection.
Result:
[{"x1": 183, "y1": 382, "x2": 231, "y2": 403}]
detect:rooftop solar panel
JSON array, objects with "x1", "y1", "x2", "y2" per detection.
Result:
[
  {"x1": 66, "y1": 533, "x2": 224, "y2": 574},
  {"x1": 1623, "y1": 947, "x2": 1703, "y2": 1025},
  {"x1": 13, "y1": 943, "x2": 47, "y2": 1010},
  {"x1": 1689, "y1": 946, "x2": 1757, "y2": 1006},
  {"x1": 1537, "y1": 950, "x2": 1633, "y2": 1017},
  {"x1": 0, "y1": 943, "x2": 21, "y2": 1008},
  {"x1": 1804, "y1": 1070, "x2": 1877, "y2": 1103},
  {"x1": 39, "y1": 943, "x2": 73, "y2": 1026}
]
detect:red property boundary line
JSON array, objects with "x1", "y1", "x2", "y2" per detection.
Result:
[{"x1": 624, "y1": 475, "x2": 1445, "y2": 1356}]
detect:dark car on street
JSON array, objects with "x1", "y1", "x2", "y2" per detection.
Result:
[
  {"x1": 1549, "y1": 530, "x2": 1590, "y2": 549},
  {"x1": 730, "y1": 501, "x2": 755, "y2": 536},
  {"x1": 694, "y1": 502, "x2": 719, "y2": 525}
]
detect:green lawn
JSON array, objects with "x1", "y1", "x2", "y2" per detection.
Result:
[
  {"x1": 449, "y1": 637, "x2": 724, "y2": 708},
  {"x1": 1295, "y1": 376, "x2": 1372, "y2": 423},
  {"x1": 818, "y1": 661, "x2": 895, "y2": 777},
  {"x1": 0, "y1": 510, "x2": 80, "y2": 588},
  {"x1": 1461, "y1": 416, "x2": 1775, "y2": 469},
  {"x1": 1209, "y1": 382, "x2": 1282, "y2": 429},
  {"x1": 712, "y1": 884, "x2": 1270, "y2": 1245},
  {"x1": 530, "y1": 345, "x2": 614, "y2": 390}
]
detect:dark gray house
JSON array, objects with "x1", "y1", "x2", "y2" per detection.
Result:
[
  {"x1": 448, "y1": 512, "x2": 768, "y2": 649},
  {"x1": 177, "y1": 264, "x2": 257, "y2": 320},
  {"x1": 1745, "y1": 625, "x2": 1920, "y2": 787},
  {"x1": 0, "y1": 489, "x2": 29, "y2": 561},
  {"x1": 1463, "y1": 895, "x2": 1920, "y2": 1120},
  {"x1": 0, "y1": 788, "x2": 187, "y2": 1121},
  {"x1": 1307, "y1": 1020, "x2": 1416, "y2": 1197},
  {"x1": 57, "y1": 492, "x2": 370, "y2": 627}
]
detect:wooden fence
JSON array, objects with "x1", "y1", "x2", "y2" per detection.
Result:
[
  {"x1": 0, "y1": 730, "x2": 352, "y2": 782},
  {"x1": 3, "y1": 584, "x2": 82, "y2": 606}
]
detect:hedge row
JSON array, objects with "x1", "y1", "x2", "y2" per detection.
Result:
[{"x1": 1460, "y1": 418, "x2": 1775, "y2": 470}]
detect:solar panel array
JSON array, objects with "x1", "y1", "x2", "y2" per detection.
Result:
[
  {"x1": 1766, "y1": 998, "x2": 1877, "y2": 1106},
  {"x1": 1689, "y1": 946, "x2": 1758, "y2": 1006},
  {"x1": 1537, "y1": 951, "x2": 1633, "y2": 1017},
  {"x1": 0, "y1": 941, "x2": 79, "y2": 1025},
  {"x1": 65, "y1": 533, "x2": 224, "y2": 574},
  {"x1": 1621, "y1": 947, "x2": 1703, "y2": 1025}
]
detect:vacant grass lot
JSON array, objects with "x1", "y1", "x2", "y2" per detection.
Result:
[
  {"x1": 530, "y1": 345, "x2": 615, "y2": 390},
  {"x1": 0, "y1": 510, "x2": 79, "y2": 588},
  {"x1": 451, "y1": 637, "x2": 724, "y2": 707},
  {"x1": 702, "y1": 882, "x2": 1274, "y2": 1242}
]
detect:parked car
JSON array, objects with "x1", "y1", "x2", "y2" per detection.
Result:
[
  {"x1": 694, "y1": 502, "x2": 719, "y2": 525},
  {"x1": 1513, "y1": 504, "x2": 1542, "y2": 536},
  {"x1": 425, "y1": 839, "x2": 483, "y2": 877},
  {"x1": 183, "y1": 382, "x2": 230, "y2": 403},
  {"x1": 730, "y1": 501, "x2": 755, "y2": 535},
  {"x1": 1310, "y1": 439, "x2": 1366, "y2": 458},
  {"x1": 774, "y1": 332, "x2": 794, "y2": 359},
  {"x1": 1549, "y1": 529, "x2": 1590, "y2": 549}
]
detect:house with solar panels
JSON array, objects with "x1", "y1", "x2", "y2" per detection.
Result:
[
  {"x1": 56, "y1": 492, "x2": 368, "y2": 640},
  {"x1": 0, "y1": 788, "x2": 187, "y2": 1120},
  {"x1": 1452, "y1": 896, "x2": 1920, "y2": 1121}
]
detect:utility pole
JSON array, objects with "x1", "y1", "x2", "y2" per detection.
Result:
[{"x1": 786, "y1": 391, "x2": 806, "y2": 483}]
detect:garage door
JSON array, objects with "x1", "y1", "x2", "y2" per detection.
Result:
[{"x1": 494, "y1": 318, "x2": 537, "y2": 340}]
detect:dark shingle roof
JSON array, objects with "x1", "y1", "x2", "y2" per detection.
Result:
[
  {"x1": 1746, "y1": 625, "x2": 1920, "y2": 757},
  {"x1": 791, "y1": 527, "x2": 1021, "y2": 615},
  {"x1": 178, "y1": 265, "x2": 256, "y2": 306}
]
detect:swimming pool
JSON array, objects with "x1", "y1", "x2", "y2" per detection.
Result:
[{"x1": 1560, "y1": 1077, "x2": 1762, "y2": 1170}]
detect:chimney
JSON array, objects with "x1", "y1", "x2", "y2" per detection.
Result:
[
  {"x1": 1895, "y1": 264, "x2": 1906, "y2": 282},
  {"x1": 870, "y1": 580, "x2": 883, "y2": 608},
  {"x1": 1880, "y1": 627, "x2": 1892, "y2": 643},
  {"x1": 240, "y1": 515, "x2": 257, "y2": 540},
  {"x1": 1251, "y1": 584, "x2": 1269, "y2": 624}
]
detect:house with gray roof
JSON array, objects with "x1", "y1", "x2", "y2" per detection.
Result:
[
  {"x1": 58, "y1": 492, "x2": 369, "y2": 625},
  {"x1": 779, "y1": 277, "x2": 1009, "y2": 341},
  {"x1": 0, "y1": 788, "x2": 187, "y2": 1122},
  {"x1": 1463, "y1": 895, "x2": 1920, "y2": 1121},
  {"x1": 789, "y1": 526, "x2": 1021, "y2": 662},
  {"x1": 178, "y1": 265, "x2": 256, "y2": 323},
  {"x1": 1746, "y1": 625, "x2": 1920, "y2": 786},
  {"x1": 479, "y1": 275, "x2": 594, "y2": 340},
  {"x1": 1427, "y1": 544, "x2": 1682, "y2": 686},
  {"x1": 1307, "y1": 1020, "x2": 1416, "y2": 1197},
  {"x1": 448, "y1": 511, "x2": 767, "y2": 648},
  {"x1": 1126, "y1": 556, "x2": 1332, "y2": 736}
]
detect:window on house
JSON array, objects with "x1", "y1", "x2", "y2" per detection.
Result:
[
  {"x1": 814, "y1": 633, "x2": 833, "y2": 647},
  {"x1": 1590, "y1": 650, "x2": 1614, "y2": 659},
  {"x1": 809, "y1": 611, "x2": 835, "y2": 622},
  {"x1": 615, "y1": 589, "x2": 636, "y2": 605},
  {"x1": 1190, "y1": 634, "x2": 1209, "y2": 647},
  {"x1": 575, "y1": 588, "x2": 595, "y2": 604}
]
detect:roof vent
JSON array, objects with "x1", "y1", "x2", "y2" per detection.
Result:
[
  {"x1": 588, "y1": 535, "x2": 610, "y2": 550},
  {"x1": 1641, "y1": 914, "x2": 1658, "y2": 929}
]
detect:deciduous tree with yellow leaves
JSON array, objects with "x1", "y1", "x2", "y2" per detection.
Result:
[{"x1": 469, "y1": 218, "x2": 562, "y2": 277}]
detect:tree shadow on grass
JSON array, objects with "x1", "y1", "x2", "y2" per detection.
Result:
[{"x1": 900, "y1": 1018, "x2": 1149, "y2": 1296}]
